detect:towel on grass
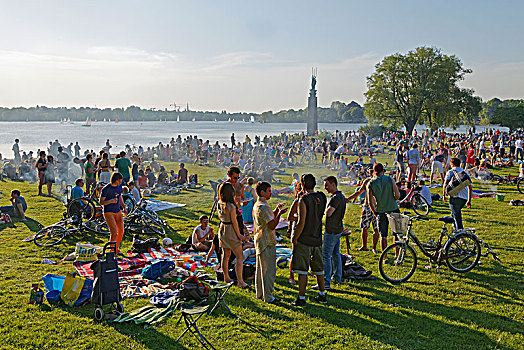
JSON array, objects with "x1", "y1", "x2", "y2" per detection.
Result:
[{"x1": 145, "y1": 198, "x2": 186, "y2": 212}]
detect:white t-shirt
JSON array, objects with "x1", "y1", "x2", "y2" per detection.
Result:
[
  {"x1": 131, "y1": 187, "x2": 141, "y2": 202},
  {"x1": 419, "y1": 185, "x2": 432, "y2": 206},
  {"x1": 192, "y1": 225, "x2": 211, "y2": 244},
  {"x1": 516, "y1": 139, "x2": 523, "y2": 150}
]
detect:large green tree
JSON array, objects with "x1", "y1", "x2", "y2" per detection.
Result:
[
  {"x1": 364, "y1": 47, "x2": 480, "y2": 134},
  {"x1": 492, "y1": 105, "x2": 524, "y2": 132}
]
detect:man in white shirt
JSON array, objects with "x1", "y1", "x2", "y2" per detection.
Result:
[
  {"x1": 516, "y1": 138, "x2": 523, "y2": 162},
  {"x1": 192, "y1": 215, "x2": 214, "y2": 251}
]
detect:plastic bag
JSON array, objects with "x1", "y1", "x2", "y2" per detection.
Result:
[
  {"x1": 75, "y1": 243, "x2": 102, "y2": 262},
  {"x1": 60, "y1": 272, "x2": 85, "y2": 306}
]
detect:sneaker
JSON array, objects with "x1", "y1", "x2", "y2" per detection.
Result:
[
  {"x1": 314, "y1": 294, "x2": 327, "y2": 304},
  {"x1": 267, "y1": 297, "x2": 281, "y2": 304},
  {"x1": 312, "y1": 284, "x2": 331, "y2": 291},
  {"x1": 290, "y1": 297, "x2": 307, "y2": 307}
]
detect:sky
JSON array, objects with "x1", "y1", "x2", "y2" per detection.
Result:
[{"x1": 1, "y1": 0, "x2": 523, "y2": 113}]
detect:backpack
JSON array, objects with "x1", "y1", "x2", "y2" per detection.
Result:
[
  {"x1": 177, "y1": 276, "x2": 209, "y2": 302},
  {"x1": 142, "y1": 260, "x2": 175, "y2": 280},
  {"x1": 132, "y1": 235, "x2": 160, "y2": 254}
]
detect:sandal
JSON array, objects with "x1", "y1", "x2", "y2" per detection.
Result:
[
  {"x1": 237, "y1": 283, "x2": 251, "y2": 289},
  {"x1": 355, "y1": 247, "x2": 369, "y2": 251}
]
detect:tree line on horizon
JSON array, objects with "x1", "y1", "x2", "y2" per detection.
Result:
[{"x1": 0, "y1": 101, "x2": 367, "y2": 123}]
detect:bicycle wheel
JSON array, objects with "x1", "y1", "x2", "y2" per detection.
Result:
[
  {"x1": 379, "y1": 242, "x2": 418, "y2": 284},
  {"x1": 142, "y1": 215, "x2": 166, "y2": 236},
  {"x1": 84, "y1": 220, "x2": 110, "y2": 235},
  {"x1": 144, "y1": 209, "x2": 166, "y2": 227},
  {"x1": 122, "y1": 194, "x2": 136, "y2": 214},
  {"x1": 445, "y1": 232, "x2": 481, "y2": 273},
  {"x1": 34, "y1": 225, "x2": 68, "y2": 247},
  {"x1": 517, "y1": 178, "x2": 524, "y2": 194},
  {"x1": 411, "y1": 193, "x2": 429, "y2": 216},
  {"x1": 67, "y1": 197, "x2": 96, "y2": 221}
]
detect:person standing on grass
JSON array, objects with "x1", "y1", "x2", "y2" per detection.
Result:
[
  {"x1": 44, "y1": 155, "x2": 56, "y2": 196},
  {"x1": 346, "y1": 169, "x2": 380, "y2": 254},
  {"x1": 84, "y1": 154, "x2": 97, "y2": 195},
  {"x1": 443, "y1": 157, "x2": 472, "y2": 230},
  {"x1": 291, "y1": 174, "x2": 327, "y2": 307},
  {"x1": 394, "y1": 141, "x2": 406, "y2": 182},
  {"x1": 100, "y1": 172, "x2": 127, "y2": 254},
  {"x1": 115, "y1": 151, "x2": 132, "y2": 185},
  {"x1": 367, "y1": 163, "x2": 401, "y2": 253},
  {"x1": 253, "y1": 181, "x2": 288, "y2": 304},
  {"x1": 406, "y1": 143, "x2": 420, "y2": 182},
  {"x1": 98, "y1": 152, "x2": 112, "y2": 184},
  {"x1": 36, "y1": 151, "x2": 47, "y2": 196},
  {"x1": 12, "y1": 139, "x2": 21, "y2": 165},
  {"x1": 286, "y1": 181, "x2": 304, "y2": 284},
  {"x1": 217, "y1": 182, "x2": 250, "y2": 288},
  {"x1": 315, "y1": 176, "x2": 345, "y2": 290}
]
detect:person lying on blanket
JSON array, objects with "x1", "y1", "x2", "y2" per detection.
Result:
[{"x1": 192, "y1": 215, "x2": 215, "y2": 251}]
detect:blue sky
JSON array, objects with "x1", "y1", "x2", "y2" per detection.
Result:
[{"x1": 1, "y1": 0, "x2": 523, "y2": 112}]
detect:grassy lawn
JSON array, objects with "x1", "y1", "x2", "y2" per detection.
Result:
[{"x1": 0, "y1": 155, "x2": 523, "y2": 350}]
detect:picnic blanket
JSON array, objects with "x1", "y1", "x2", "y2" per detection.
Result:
[
  {"x1": 73, "y1": 257, "x2": 168, "y2": 298},
  {"x1": 243, "y1": 245, "x2": 293, "y2": 266},
  {"x1": 73, "y1": 257, "x2": 146, "y2": 279},
  {"x1": 244, "y1": 218, "x2": 290, "y2": 234},
  {"x1": 472, "y1": 190, "x2": 498, "y2": 198},
  {"x1": 145, "y1": 198, "x2": 186, "y2": 212}
]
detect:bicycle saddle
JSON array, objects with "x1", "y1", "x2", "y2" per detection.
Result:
[{"x1": 438, "y1": 216, "x2": 455, "y2": 224}]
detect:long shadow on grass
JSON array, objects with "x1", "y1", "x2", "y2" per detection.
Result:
[
  {"x1": 273, "y1": 277, "x2": 511, "y2": 349},
  {"x1": 55, "y1": 303, "x2": 188, "y2": 349}
]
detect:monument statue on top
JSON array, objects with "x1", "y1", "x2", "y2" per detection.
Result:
[{"x1": 307, "y1": 68, "x2": 318, "y2": 136}]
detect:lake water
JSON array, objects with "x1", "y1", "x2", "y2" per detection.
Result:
[{"x1": 0, "y1": 121, "x2": 506, "y2": 158}]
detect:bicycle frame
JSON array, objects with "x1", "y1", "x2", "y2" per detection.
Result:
[{"x1": 398, "y1": 220, "x2": 456, "y2": 265}]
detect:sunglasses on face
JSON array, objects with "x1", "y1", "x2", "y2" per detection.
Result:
[{"x1": 232, "y1": 176, "x2": 239, "y2": 179}]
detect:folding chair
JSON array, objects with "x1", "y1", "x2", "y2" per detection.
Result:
[
  {"x1": 206, "y1": 280, "x2": 237, "y2": 318},
  {"x1": 341, "y1": 227, "x2": 352, "y2": 253},
  {"x1": 176, "y1": 303, "x2": 216, "y2": 350}
]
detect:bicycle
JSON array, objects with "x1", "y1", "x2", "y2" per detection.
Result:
[
  {"x1": 378, "y1": 213, "x2": 481, "y2": 284},
  {"x1": 490, "y1": 174, "x2": 524, "y2": 194},
  {"x1": 34, "y1": 215, "x2": 101, "y2": 247},
  {"x1": 67, "y1": 182, "x2": 137, "y2": 221},
  {"x1": 397, "y1": 182, "x2": 430, "y2": 216}
]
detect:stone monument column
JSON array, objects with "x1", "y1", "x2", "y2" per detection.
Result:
[{"x1": 307, "y1": 69, "x2": 318, "y2": 136}]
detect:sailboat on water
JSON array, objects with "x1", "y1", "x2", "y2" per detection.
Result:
[
  {"x1": 192, "y1": 117, "x2": 196, "y2": 122},
  {"x1": 177, "y1": 115, "x2": 180, "y2": 123},
  {"x1": 228, "y1": 117, "x2": 231, "y2": 122},
  {"x1": 82, "y1": 117, "x2": 91, "y2": 127},
  {"x1": 250, "y1": 115, "x2": 255, "y2": 123},
  {"x1": 115, "y1": 117, "x2": 119, "y2": 123}
]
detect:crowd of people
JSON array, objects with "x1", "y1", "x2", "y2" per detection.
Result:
[{"x1": 1, "y1": 126, "x2": 523, "y2": 305}]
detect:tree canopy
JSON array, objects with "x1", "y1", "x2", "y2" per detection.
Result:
[
  {"x1": 492, "y1": 105, "x2": 524, "y2": 132},
  {"x1": 364, "y1": 46, "x2": 481, "y2": 134}
]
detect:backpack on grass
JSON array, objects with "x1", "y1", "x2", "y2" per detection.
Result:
[{"x1": 142, "y1": 260, "x2": 175, "y2": 281}]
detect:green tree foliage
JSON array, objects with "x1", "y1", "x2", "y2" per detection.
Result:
[
  {"x1": 478, "y1": 98, "x2": 524, "y2": 124},
  {"x1": 492, "y1": 105, "x2": 524, "y2": 131},
  {"x1": 364, "y1": 47, "x2": 480, "y2": 134}
]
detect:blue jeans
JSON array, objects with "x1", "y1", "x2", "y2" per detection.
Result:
[
  {"x1": 449, "y1": 197, "x2": 467, "y2": 230},
  {"x1": 322, "y1": 232, "x2": 342, "y2": 286}
]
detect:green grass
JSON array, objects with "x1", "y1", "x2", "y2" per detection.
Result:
[{"x1": 0, "y1": 157, "x2": 523, "y2": 350}]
